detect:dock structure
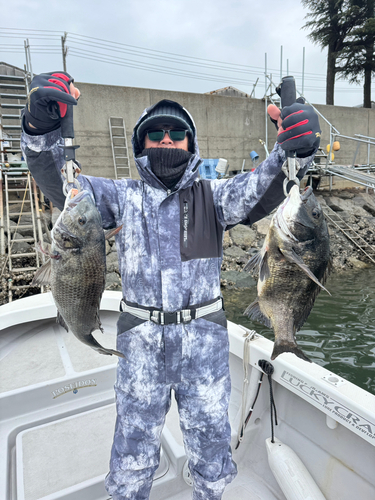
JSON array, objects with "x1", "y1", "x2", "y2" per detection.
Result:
[{"x1": 0, "y1": 64, "x2": 46, "y2": 302}]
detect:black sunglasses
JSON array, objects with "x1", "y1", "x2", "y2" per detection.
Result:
[{"x1": 146, "y1": 129, "x2": 188, "y2": 142}]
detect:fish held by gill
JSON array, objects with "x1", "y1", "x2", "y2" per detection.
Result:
[
  {"x1": 244, "y1": 185, "x2": 331, "y2": 362},
  {"x1": 32, "y1": 189, "x2": 124, "y2": 358}
]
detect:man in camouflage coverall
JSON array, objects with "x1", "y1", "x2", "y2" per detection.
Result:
[{"x1": 21, "y1": 72, "x2": 321, "y2": 500}]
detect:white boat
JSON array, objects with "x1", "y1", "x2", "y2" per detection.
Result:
[{"x1": 1, "y1": 291, "x2": 374, "y2": 500}]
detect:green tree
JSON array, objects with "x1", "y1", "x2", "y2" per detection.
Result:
[
  {"x1": 336, "y1": 0, "x2": 375, "y2": 108},
  {"x1": 302, "y1": 0, "x2": 361, "y2": 105}
]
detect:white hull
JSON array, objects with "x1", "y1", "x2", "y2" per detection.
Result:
[{"x1": 1, "y1": 292, "x2": 374, "y2": 500}]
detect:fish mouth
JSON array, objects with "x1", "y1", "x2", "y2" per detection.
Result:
[
  {"x1": 53, "y1": 221, "x2": 82, "y2": 249},
  {"x1": 64, "y1": 190, "x2": 92, "y2": 212},
  {"x1": 300, "y1": 186, "x2": 313, "y2": 202},
  {"x1": 278, "y1": 185, "x2": 314, "y2": 239},
  {"x1": 288, "y1": 185, "x2": 312, "y2": 204},
  {"x1": 277, "y1": 186, "x2": 300, "y2": 241}
]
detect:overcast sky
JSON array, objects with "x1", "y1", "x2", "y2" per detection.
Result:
[{"x1": 1, "y1": 0, "x2": 373, "y2": 109}]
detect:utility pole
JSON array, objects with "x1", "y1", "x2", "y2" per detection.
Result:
[
  {"x1": 280, "y1": 45, "x2": 283, "y2": 81},
  {"x1": 250, "y1": 77, "x2": 259, "y2": 98},
  {"x1": 24, "y1": 39, "x2": 33, "y2": 80},
  {"x1": 61, "y1": 32, "x2": 68, "y2": 72}
]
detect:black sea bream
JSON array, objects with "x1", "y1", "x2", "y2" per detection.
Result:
[
  {"x1": 244, "y1": 185, "x2": 331, "y2": 362},
  {"x1": 33, "y1": 189, "x2": 124, "y2": 357}
]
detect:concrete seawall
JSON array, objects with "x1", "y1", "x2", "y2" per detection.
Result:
[{"x1": 73, "y1": 81, "x2": 375, "y2": 179}]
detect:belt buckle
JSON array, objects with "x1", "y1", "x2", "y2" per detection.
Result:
[
  {"x1": 181, "y1": 310, "x2": 192, "y2": 323},
  {"x1": 151, "y1": 311, "x2": 160, "y2": 324},
  {"x1": 164, "y1": 312, "x2": 177, "y2": 325}
]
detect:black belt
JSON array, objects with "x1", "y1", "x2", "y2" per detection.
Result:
[{"x1": 120, "y1": 297, "x2": 223, "y2": 325}]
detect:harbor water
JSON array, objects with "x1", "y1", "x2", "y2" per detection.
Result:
[{"x1": 222, "y1": 268, "x2": 375, "y2": 395}]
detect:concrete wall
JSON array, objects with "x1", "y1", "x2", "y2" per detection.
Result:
[{"x1": 73, "y1": 81, "x2": 375, "y2": 179}]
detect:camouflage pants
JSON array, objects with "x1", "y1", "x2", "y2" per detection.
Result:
[{"x1": 105, "y1": 316, "x2": 237, "y2": 499}]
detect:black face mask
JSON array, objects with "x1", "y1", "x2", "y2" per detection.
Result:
[{"x1": 142, "y1": 148, "x2": 193, "y2": 190}]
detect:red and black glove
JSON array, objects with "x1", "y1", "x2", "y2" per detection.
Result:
[
  {"x1": 23, "y1": 72, "x2": 78, "y2": 134},
  {"x1": 277, "y1": 102, "x2": 321, "y2": 158}
]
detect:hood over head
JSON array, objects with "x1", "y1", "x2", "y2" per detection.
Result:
[
  {"x1": 132, "y1": 99, "x2": 201, "y2": 191},
  {"x1": 133, "y1": 99, "x2": 196, "y2": 156}
]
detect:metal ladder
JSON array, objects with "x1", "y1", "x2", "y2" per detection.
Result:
[
  {"x1": 1, "y1": 71, "x2": 28, "y2": 262},
  {"x1": 323, "y1": 205, "x2": 375, "y2": 264},
  {"x1": 109, "y1": 117, "x2": 131, "y2": 179},
  {"x1": 2, "y1": 172, "x2": 45, "y2": 301},
  {"x1": 1, "y1": 70, "x2": 45, "y2": 301}
]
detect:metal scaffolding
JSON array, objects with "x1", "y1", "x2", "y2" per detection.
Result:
[{"x1": 262, "y1": 69, "x2": 375, "y2": 191}]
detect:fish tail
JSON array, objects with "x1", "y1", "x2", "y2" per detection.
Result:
[
  {"x1": 97, "y1": 347, "x2": 126, "y2": 358},
  {"x1": 82, "y1": 332, "x2": 125, "y2": 358},
  {"x1": 271, "y1": 340, "x2": 311, "y2": 363}
]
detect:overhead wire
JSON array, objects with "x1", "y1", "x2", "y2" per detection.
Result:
[
  {"x1": 69, "y1": 32, "x2": 271, "y2": 72},
  {"x1": 67, "y1": 32, "x2": 332, "y2": 81},
  {"x1": 0, "y1": 27, "x2": 60, "y2": 33},
  {"x1": 68, "y1": 46, "x2": 257, "y2": 83},
  {"x1": 67, "y1": 46, "x2": 363, "y2": 91},
  {"x1": 0, "y1": 27, "x2": 324, "y2": 78},
  {"x1": 0, "y1": 27, "x2": 368, "y2": 95},
  {"x1": 67, "y1": 40, "x2": 264, "y2": 76},
  {"x1": 68, "y1": 50, "x2": 257, "y2": 86}
]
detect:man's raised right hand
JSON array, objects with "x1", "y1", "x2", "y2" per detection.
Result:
[{"x1": 23, "y1": 72, "x2": 80, "y2": 135}]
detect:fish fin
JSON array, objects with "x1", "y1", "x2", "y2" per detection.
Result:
[
  {"x1": 35, "y1": 241, "x2": 51, "y2": 256},
  {"x1": 244, "y1": 251, "x2": 262, "y2": 272},
  {"x1": 244, "y1": 249, "x2": 269, "y2": 280},
  {"x1": 280, "y1": 247, "x2": 331, "y2": 295},
  {"x1": 294, "y1": 292, "x2": 320, "y2": 332},
  {"x1": 293, "y1": 254, "x2": 333, "y2": 332},
  {"x1": 105, "y1": 225, "x2": 123, "y2": 240},
  {"x1": 324, "y1": 253, "x2": 333, "y2": 285},
  {"x1": 32, "y1": 260, "x2": 52, "y2": 286},
  {"x1": 95, "y1": 311, "x2": 104, "y2": 333},
  {"x1": 243, "y1": 299, "x2": 272, "y2": 328},
  {"x1": 56, "y1": 311, "x2": 69, "y2": 332},
  {"x1": 259, "y1": 251, "x2": 270, "y2": 282},
  {"x1": 35, "y1": 241, "x2": 61, "y2": 260},
  {"x1": 90, "y1": 312, "x2": 123, "y2": 357},
  {"x1": 88, "y1": 330, "x2": 125, "y2": 358},
  {"x1": 271, "y1": 340, "x2": 311, "y2": 363}
]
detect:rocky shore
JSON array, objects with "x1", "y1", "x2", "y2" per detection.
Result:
[{"x1": 1, "y1": 187, "x2": 375, "y2": 305}]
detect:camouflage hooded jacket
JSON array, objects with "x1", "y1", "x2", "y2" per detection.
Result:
[{"x1": 21, "y1": 104, "x2": 314, "y2": 311}]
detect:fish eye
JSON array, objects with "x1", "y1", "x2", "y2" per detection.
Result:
[
  {"x1": 78, "y1": 216, "x2": 87, "y2": 225},
  {"x1": 312, "y1": 209, "x2": 320, "y2": 219}
]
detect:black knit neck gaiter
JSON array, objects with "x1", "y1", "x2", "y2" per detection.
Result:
[{"x1": 142, "y1": 148, "x2": 193, "y2": 190}]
